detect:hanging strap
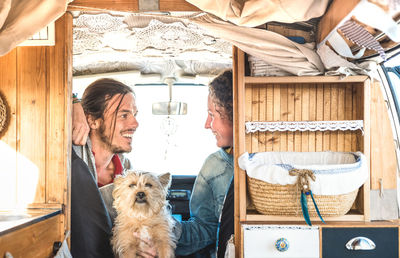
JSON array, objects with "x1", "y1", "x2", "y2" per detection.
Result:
[
  {"x1": 339, "y1": 20, "x2": 386, "y2": 60},
  {"x1": 323, "y1": 0, "x2": 400, "y2": 59}
]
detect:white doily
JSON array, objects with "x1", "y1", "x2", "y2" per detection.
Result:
[
  {"x1": 73, "y1": 29, "x2": 103, "y2": 54},
  {"x1": 130, "y1": 19, "x2": 231, "y2": 59},
  {"x1": 74, "y1": 13, "x2": 125, "y2": 33},
  {"x1": 245, "y1": 120, "x2": 364, "y2": 134}
]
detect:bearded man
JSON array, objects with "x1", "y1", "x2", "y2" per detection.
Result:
[
  {"x1": 73, "y1": 78, "x2": 138, "y2": 186},
  {"x1": 71, "y1": 78, "x2": 140, "y2": 258}
]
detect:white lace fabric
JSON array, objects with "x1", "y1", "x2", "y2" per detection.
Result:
[{"x1": 245, "y1": 120, "x2": 364, "y2": 134}]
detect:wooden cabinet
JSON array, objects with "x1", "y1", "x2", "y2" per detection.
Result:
[
  {"x1": 232, "y1": 47, "x2": 399, "y2": 257},
  {"x1": 243, "y1": 225, "x2": 319, "y2": 257},
  {"x1": 240, "y1": 223, "x2": 399, "y2": 258},
  {"x1": 0, "y1": 213, "x2": 62, "y2": 258},
  {"x1": 322, "y1": 226, "x2": 398, "y2": 258}
]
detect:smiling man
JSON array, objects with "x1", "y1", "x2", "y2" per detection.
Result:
[
  {"x1": 74, "y1": 78, "x2": 138, "y2": 186},
  {"x1": 71, "y1": 78, "x2": 138, "y2": 258}
]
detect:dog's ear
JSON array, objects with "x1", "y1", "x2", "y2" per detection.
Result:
[{"x1": 158, "y1": 172, "x2": 171, "y2": 189}]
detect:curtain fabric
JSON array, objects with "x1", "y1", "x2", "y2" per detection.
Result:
[
  {"x1": 186, "y1": 0, "x2": 329, "y2": 27},
  {"x1": 0, "y1": 0, "x2": 71, "y2": 56},
  {"x1": 190, "y1": 14, "x2": 324, "y2": 76},
  {"x1": 0, "y1": 0, "x2": 326, "y2": 75}
]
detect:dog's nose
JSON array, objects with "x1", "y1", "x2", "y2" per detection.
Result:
[{"x1": 136, "y1": 192, "x2": 145, "y2": 199}]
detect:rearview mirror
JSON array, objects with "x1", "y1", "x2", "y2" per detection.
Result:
[{"x1": 152, "y1": 77, "x2": 187, "y2": 115}]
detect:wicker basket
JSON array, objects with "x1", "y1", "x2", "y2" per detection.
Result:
[
  {"x1": 240, "y1": 151, "x2": 368, "y2": 217},
  {"x1": 247, "y1": 176, "x2": 358, "y2": 217}
]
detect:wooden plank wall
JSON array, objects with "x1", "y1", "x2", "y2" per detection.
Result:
[
  {"x1": 0, "y1": 13, "x2": 72, "y2": 221},
  {"x1": 370, "y1": 81, "x2": 398, "y2": 190},
  {"x1": 245, "y1": 83, "x2": 364, "y2": 153}
]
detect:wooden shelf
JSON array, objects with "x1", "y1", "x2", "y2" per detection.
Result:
[{"x1": 244, "y1": 75, "x2": 368, "y2": 84}]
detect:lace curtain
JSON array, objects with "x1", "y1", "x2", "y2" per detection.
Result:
[{"x1": 0, "y1": 0, "x2": 71, "y2": 56}]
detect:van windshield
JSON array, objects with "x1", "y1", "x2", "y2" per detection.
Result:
[{"x1": 128, "y1": 83, "x2": 218, "y2": 175}]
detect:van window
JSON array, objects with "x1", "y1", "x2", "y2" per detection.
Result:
[
  {"x1": 382, "y1": 54, "x2": 400, "y2": 117},
  {"x1": 128, "y1": 83, "x2": 218, "y2": 175},
  {"x1": 380, "y1": 53, "x2": 400, "y2": 203}
]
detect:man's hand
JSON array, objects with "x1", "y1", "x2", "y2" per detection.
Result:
[
  {"x1": 134, "y1": 232, "x2": 158, "y2": 258},
  {"x1": 72, "y1": 102, "x2": 89, "y2": 146}
]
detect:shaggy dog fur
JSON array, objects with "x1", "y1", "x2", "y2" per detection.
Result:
[{"x1": 111, "y1": 170, "x2": 176, "y2": 258}]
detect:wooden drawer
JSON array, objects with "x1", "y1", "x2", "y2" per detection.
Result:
[
  {"x1": 243, "y1": 225, "x2": 319, "y2": 258},
  {"x1": 322, "y1": 227, "x2": 398, "y2": 258}
]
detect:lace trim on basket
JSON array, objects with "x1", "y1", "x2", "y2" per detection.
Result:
[{"x1": 245, "y1": 120, "x2": 364, "y2": 134}]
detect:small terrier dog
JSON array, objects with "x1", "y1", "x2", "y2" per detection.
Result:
[{"x1": 111, "y1": 170, "x2": 176, "y2": 258}]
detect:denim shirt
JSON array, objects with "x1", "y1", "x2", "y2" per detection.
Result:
[{"x1": 175, "y1": 148, "x2": 234, "y2": 255}]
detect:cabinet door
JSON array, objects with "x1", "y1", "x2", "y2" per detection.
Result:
[
  {"x1": 322, "y1": 227, "x2": 398, "y2": 258},
  {"x1": 243, "y1": 225, "x2": 319, "y2": 258}
]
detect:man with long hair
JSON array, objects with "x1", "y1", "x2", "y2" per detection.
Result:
[{"x1": 71, "y1": 78, "x2": 139, "y2": 258}]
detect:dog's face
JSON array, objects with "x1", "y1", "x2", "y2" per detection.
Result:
[{"x1": 113, "y1": 170, "x2": 171, "y2": 219}]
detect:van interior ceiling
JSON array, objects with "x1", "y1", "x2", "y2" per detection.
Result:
[{"x1": 0, "y1": 0, "x2": 400, "y2": 257}]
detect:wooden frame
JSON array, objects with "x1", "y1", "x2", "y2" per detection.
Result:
[{"x1": 67, "y1": 0, "x2": 199, "y2": 12}]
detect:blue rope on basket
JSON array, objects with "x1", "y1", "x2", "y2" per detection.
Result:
[{"x1": 289, "y1": 169, "x2": 325, "y2": 226}]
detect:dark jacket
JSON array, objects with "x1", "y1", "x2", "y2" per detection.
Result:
[{"x1": 71, "y1": 149, "x2": 114, "y2": 258}]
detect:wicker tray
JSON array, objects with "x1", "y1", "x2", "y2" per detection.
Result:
[{"x1": 247, "y1": 176, "x2": 358, "y2": 217}]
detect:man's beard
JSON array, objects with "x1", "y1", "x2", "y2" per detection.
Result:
[{"x1": 98, "y1": 122, "x2": 131, "y2": 154}]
